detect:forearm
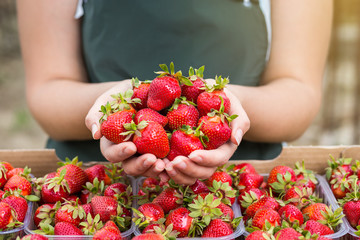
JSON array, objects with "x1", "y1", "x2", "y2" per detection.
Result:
[
  {"x1": 27, "y1": 79, "x2": 118, "y2": 141},
  {"x1": 229, "y1": 78, "x2": 321, "y2": 143}
]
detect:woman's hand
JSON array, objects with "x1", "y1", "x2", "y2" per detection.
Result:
[
  {"x1": 164, "y1": 86, "x2": 250, "y2": 185},
  {"x1": 85, "y1": 80, "x2": 166, "y2": 178}
]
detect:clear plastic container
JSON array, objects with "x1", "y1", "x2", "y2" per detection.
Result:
[
  {"x1": 24, "y1": 176, "x2": 137, "y2": 240},
  {"x1": 0, "y1": 201, "x2": 33, "y2": 240},
  {"x1": 133, "y1": 176, "x2": 245, "y2": 240},
  {"x1": 242, "y1": 174, "x2": 348, "y2": 240}
]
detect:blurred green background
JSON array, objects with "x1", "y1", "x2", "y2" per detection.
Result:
[{"x1": 0, "y1": 0, "x2": 359, "y2": 150}]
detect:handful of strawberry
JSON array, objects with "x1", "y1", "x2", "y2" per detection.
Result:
[{"x1": 99, "y1": 63, "x2": 238, "y2": 160}]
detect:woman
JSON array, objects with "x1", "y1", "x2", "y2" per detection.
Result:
[{"x1": 17, "y1": 0, "x2": 332, "y2": 185}]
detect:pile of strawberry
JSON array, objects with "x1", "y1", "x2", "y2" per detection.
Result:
[
  {"x1": 231, "y1": 162, "x2": 344, "y2": 240},
  {"x1": 29, "y1": 157, "x2": 133, "y2": 239},
  {"x1": 0, "y1": 161, "x2": 38, "y2": 232},
  {"x1": 132, "y1": 171, "x2": 241, "y2": 239},
  {"x1": 100, "y1": 63, "x2": 237, "y2": 160},
  {"x1": 325, "y1": 155, "x2": 360, "y2": 236}
]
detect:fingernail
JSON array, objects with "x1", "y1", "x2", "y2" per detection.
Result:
[
  {"x1": 172, "y1": 158, "x2": 187, "y2": 170},
  {"x1": 155, "y1": 162, "x2": 164, "y2": 171},
  {"x1": 188, "y1": 153, "x2": 202, "y2": 163},
  {"x1": 92, "y1": 124, "x2": 98, "y2": 139},
  {"x1": 123, "y1": 147, "x2": 133, "y2": 155},
  {"x1": 143, "y1": 158, "x2": 156, "y2": 167},
  {"x1": 235, "y1": 129, "x2": 243, "y2": 145}
]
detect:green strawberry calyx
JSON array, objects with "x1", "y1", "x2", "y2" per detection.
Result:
[
  {"x1": 155, "y1": 62, "x2": 193, "y2": 86},
  {"x1": 188, "y1": 66, "x2": 205, "y2": 81},
  {"x1": 121, "y1": 120, "x2": 148, "y2": 140}
]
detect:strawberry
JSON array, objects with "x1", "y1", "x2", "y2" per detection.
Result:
[
  {"x1": 133, "y1": 203, "x2": 164, "y2": 228},
  {"x1": 55, "y1": 200, "x2": 86, "y2": 226},
  {"x1": 232, "y1": 163, "x2": 258, "y2": 175},
  {"x1": 238, "y1": 188, "x2": 266, "y2": 213},
  {"x1": 167, "y1": 125, "x2": 205, "y2": 161},
  {"x1": 147, "y1": 62, "x2": 192, "y2": 111},
  {"x1": 152, "y1": 187, "x2": 182, "y2": 214},
  {"x1": 142, "y1": 177, "x2": 160, "y2": 189},
  {"x1": 2, "y1": 195, "x2": 28, "y2": 222},
  {"x1": 246, "y1": 230, "x2": 271, "y2": 240},
  {"x1": 181, "y1": 66, "x2": 205, "y2": 103},
  {"x1": 302, "y1": 203, "x2": 329, "y2": 221},
  {"x1": 274, "y1": 228, "x2": 302, "y2": 240},
  {"x1": 278, "y1": 204, "x2": 304, "y2": 225},
  {"x1": 283, "y1": 186, "x2": 315, "y2": 209},
  {"x1": 21, "y1": 234, "x2": 49, "y2": 240},
  {"x1": 251, "y1": 208, "x2": 281, "y2": 229},
  {"x1": 41, "y1": 180, "x2": 70, "y2": 204},
  {"x1": 189, "y1": 179, "x2": 209, "y2": 194},
  {"x1": 131, "y1": 77, "x2": 151, "y2": 110},
  {"x1": 124, "y1": 121, "x2": 170, "y2": 158},
  {"x1": 104, "y1": 182, "x2": 132, "y2": 206},
  {"x1": 245, "y1": 196, "x2": 281, "y2": 218},
  {"x1": 197, "y1": 76, "x2": 231, "y2": 116},
  {"x1": 33, "y1": 203, "x2": 57, "y2": 228},
  {"x1": 0, "y1": 161, "x2": 13, "y2": 172},
  {"x1": 93, "y1": 220, "x2": 122, "y2": 240},
  {"x1": 343, "y1": 200, "x2": 360, "y2": 227},
  {"x1": 91, "y1": 196, "x2": 120, "y2": 223},
  {"x1": 268, "y1": 165, "x2": 296, "y2": 194},
  {"x1": 0, "y1": 165, "x2": 7, "y2": 189},
  {"x1": 325, "y1": 155, "x2": 353, "y2": 181},
  {"x1": 100, "y1": 103, "x2": 134, "y2": 144},
  {"x1": 202, "y1": 219, "x2": 233, "y2": 238},
  {"x1": 57, "y1": 157, "x2": 87, "y2": 195},
  {"x1": 294, "y1": 161, "x2": 318, "y2": 191},
  {"x1": 0, "y1": 202, "x2": 16, "y2": 230},
  {"x1": 3, "y1": 175, "x2": 32, "y2": 196},
  {"x1": 85, "y1": 164, "x2": 112, "y2": 186},
  {"x1": 81, "y1": 203, "x2": 94, "y2": 218},
  {"x1": 134, "y1": 108, "x2": 168, "y2": 127},
  {"x1": 165, "y1": 207, "x2": 193, "y2": 237},
  {"x1": 303, "y1": 220, "x2": 334, "y2": 235},
  {"x1": 198, "y1": 102, "x2": 237, "y2": 150},
  {"x1": 132, "y1": 233, "x2": 165, "y2": 240},
  {"x1": 206, "y1": 170, "x2": 233, "y2": 187},
  {"x1": 236, "y1": 173, "x2": 264, "y2": 193},
  {"x1": 54, "y1": 221, "x2": 84, "y2": 235},
  {"x1": 167, "y1": 97, "x2": 199, "y2": 131},
  {"x1": 217, "y1": 202, "x2": 234, "y2": 220},
  {"x1": 7, "y1": 168, "x2": 24, "y2": 178},
  {"x1": 208, "y1": 181, "x2": 236, "y2": 206}
]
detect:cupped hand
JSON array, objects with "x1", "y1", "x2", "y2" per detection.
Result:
[
  {"x1": 164, "y1": 84, "x2": 250, "y2": 185},
  {"x1": 84, "y1": 79, "x2": 167, "y2": 178}
]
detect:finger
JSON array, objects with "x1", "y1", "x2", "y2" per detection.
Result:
[
  {"x1": 188, "y1": 141, "x2": 237, "y2": 167},
  {"x1": 122, "y1": 153, "x2": 158, "y2": 176},
  {"x1": 100, "y1": 138, "x2": 137, "y2": 163},
  {"x1": 85, "y1": 80, "x2": 133, "y2": 139},
  {"x1": 169, "y1": 156, "x2": 217, "y2": 180},
  {"x1": 158, "y1": 172, "x2": 170, "y2": 183},
  {"x1": 165, "y1": 163, "x2": 197, "y2": 186},
  {"x1": 224, "y1": 88, "x2": 250, "y2": 145},
  {"x1": 141, "y1": 159, "x2": 166, "y2": 178}
]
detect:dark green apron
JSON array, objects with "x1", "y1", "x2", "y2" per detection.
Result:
[{"x1": 47, "y1": 0, "x2": 282, "y2": 162}]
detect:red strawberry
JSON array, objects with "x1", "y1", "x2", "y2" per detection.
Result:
[
  {"x1": 81, "y1": 203, "x2": 94, "y2": 218},
  {"x1": 167, "y1": 126, "x2": 205, "y2": 161},
  {"x1": 268, "y1": 165, "x2": 296, "y2": 185},
  {"x1": 197, "y1": 76, "x2": 231, "y2": 116},
  {"x1": 165, "y1": 207, "x2": 192, "y2": 237},
  {"x1": 202, "y1": 219, "x2": 233, "y2": 238},
  {"x1": 237, "y1": 173, "x2": 264, "y2": 193},
  {"x1": 57, "y1": 157, "x2": 87, "y2": 195},
  {"x1": 217, "y1": 202, "x2": 234, "y2": 220},
  {"x1": 278, "y1": 204, "x2": 304, "y2": 225},
  {"x1": 304, "y1": 220, "x2": 334, "y2": 235},
  {"x1": 181, "y1": 66, "x2": 205, "y2": 103},
  {"x1": 85, "y1": 164, "x2": 112, "y2": 186},
  {"x1": 33, "y1": 203, "x2": 56, "y2": 228},
  {"x1": 41, "y1": 182, "x2": 70, "y2": 204},
  {"x1": 7, "y1": 168, "x2": 24, "y2": 179},
  {"x1": 93, "y1": 220, "x2": 122, "y2": 240},
  {"x1": 3, "y1": 175, "x2": 32, "y2": 196},
  {"x1": 2, "y1": 195, "x2": 28, "y2": 222},
  {"x1": 21, "y1": 234, "x2": 49, "y2": 240},
  {"x1": 238, "y1": 188, "x2": 266, "y2": 213},
  {"x1": 302, "y1": 203, "x2": 329, "y2": 221},
  {"x1": 274, "y1": 228, "x2": 302, "y2": 240},
  {"x1": 246, "y1": 230, "x2": 271, "y2": 240},
  {"x1": 100, "y1": 104, "x2": 134, "y2": 144},
  {"x1": 55, "y1": 201, "x2": 85, "y2": 226},
  {"x1": 245, "y1": 196, "x2": 280, "y2": 218},
  {"x1": 189, "y1": 180, "x2": 209, "y2": 194},
  {"x1": 142, "y1": 177, "x2": 160, "y2": 189},
  {"x1": 91, "y1": 196, "x2": 120, "y2": 223},
  {"x1": 343, "y1": 200, "x2": 360, "y2": 227},
  {"x1": 142, "y1": 223, "x2": 163, "y2": 234},
  {"x1": 166, "y1": 97, "x2": 199, "y2": 131},
  {"x1": 325, "y1": 156, "x2": 353, "y2": 181},
  {"x1": 124, "y1": 121, "x2": 170, "y2": 158},
  {"x1": 134, "y1": 108, "x2": 168, "y2": 127},
  {"x1": 233, "y1": 163, "x2": 258, "y2": 175},
  {"x1": 252, "y1": 208, "x2": 281, "y2": 230},
  {"x1": 0, "y1": 202, "x2": 16, "y2": 230},
  {"x1": 0, "y1": 161, "x2": 13, "y2": 172},
  {"x1": 206, "y1": 171, "x2": 232, "y2": 187},
  {"x1": 147, "y1": 63, "x2": 191, "y2": 111},
  {"x1": 134, "y1": 203, "x2": 164, "y2": 228},
  {"x1": 152, "y1": 187, "x2": 182, "y2": 214},
  {"x1": 198, "y1": 107, "x2": 236, "y2": 150},
  {"x1": 0, "y1": 166, "x2": 7, "y2": 189},
  {"x1": 104, "y1": 182, "x2": 132, "y2": 206},
  {"x1": 132, "y1": 233, "x2": 165, "y2": 240},
  {"x1": 283, "y1": 186, "x2": 315, "y2": 209},
  {"x1": 131, "y1": 77, "x2": 151, "y2": 110},
  {"x1": 54, "y1": 221, "x2": 84, "y2": 235}
]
